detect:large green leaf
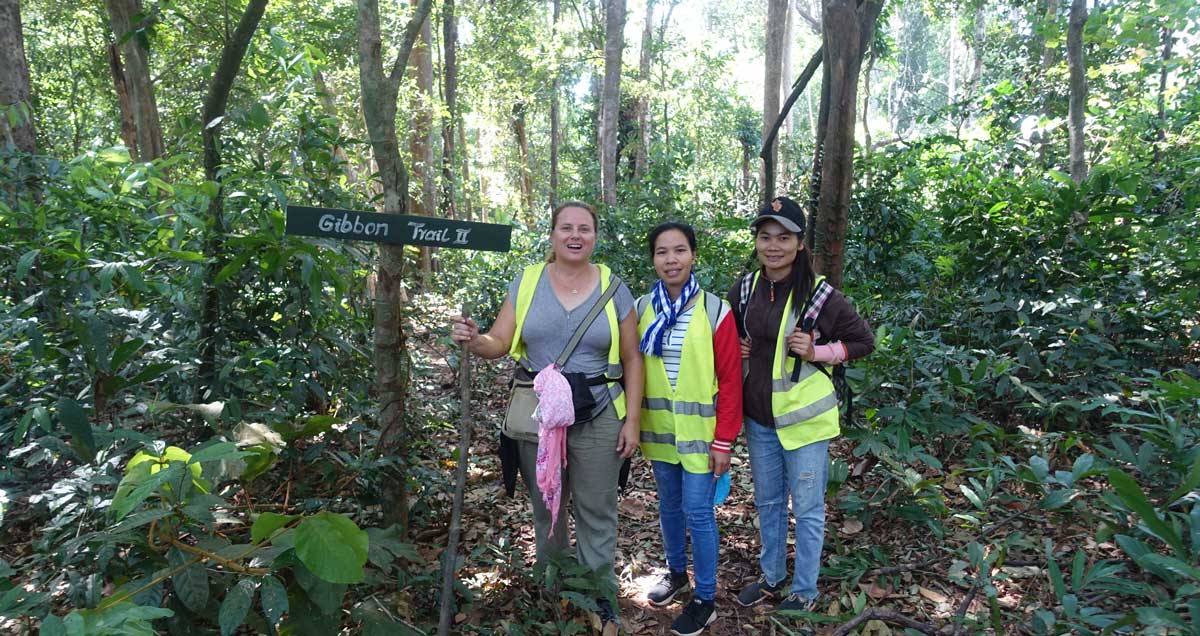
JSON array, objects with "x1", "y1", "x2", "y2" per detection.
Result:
[
  {"x1": 218, "y1": 579, "x2": 255, "y2": 636},
  {"x1": 294, "y1": 513, "x2": 368, "y2": 584},
  {"x1": 251, "y1": 512, "x2": 297, "y2": 544},
  {"x1": 1107, "y1": 469, "x2": 1186, "y2": 557},
  {"x1": 167, "y1": 548, "x2": 209, "y2": 613},
  {"x1": 259, "y1": 576, "x2": 289, "y2": 626},
  {"x1": 111, "y1": 463, "x2": 184, "y2": 520},
  {"x1": 57, "y1": 398, "x2": 94, "y2": 461}
]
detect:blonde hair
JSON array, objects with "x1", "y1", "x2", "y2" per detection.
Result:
[{"x1": 545, "y1": 201, "x2": 598, "y2": 263}]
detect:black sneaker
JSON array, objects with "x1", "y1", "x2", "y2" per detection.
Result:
[
  {"x1": 777, "y1": 593, "x2": 817, "y2": 613},
  {"x1": 670, "y1": 598, "x2": 716, "y2": 636},
  {"x1": 594, "y1": 598, "x2": 621, "y2": 635},
  {"x1": 647, "y1": 571, "x2": 691, "y2": 606},
  {"x1": 735, "y1": 575, "x2": 786, "y2": 607}
]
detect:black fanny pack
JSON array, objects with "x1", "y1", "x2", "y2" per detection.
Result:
[{"x1": 515, "y1": 367, "x2": 612, "y2": 425}]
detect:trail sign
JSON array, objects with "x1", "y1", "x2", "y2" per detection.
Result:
[{"x1": 285, "y1": 205, "x2": 512, "y2": 252}]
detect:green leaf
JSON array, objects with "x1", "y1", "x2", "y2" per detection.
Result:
[
  {"x1": 112, "y1": 463, "x2": 183, "y2": 520},
  {"x1": 1166, "y1": 453, "x2": 1200, "y2": 504},
  {"x1": 1107, "y1": 469, "x2": 1186, "y2": 556},
  {"x1": 125, "y1": 363, "x2": 176, "y2": 387},
  {"x1": 1135, "y1": 606, "x2": 1189, "y2": 628},
  {"x1": 1048, "y1": 169, "x2": 1074, "y2": 186},
  {"x1": 40, "y1": 612, "x2": 65, "y2": 636},
  {"x1": 214, "y1": 251, "x2": 254, "y2": 286},
  {"x1": 57, "y1": 397, "x2": 95, "y2": 461},
  {"x1": 293, "y1": 564, "x2": 346, "y2": 615},
  {"x1": 188, "y1": 441, "x2": 245, "y2": 464},
  {"x1": 295, "y1": 513, "x2": 368, "y2": 584},
  {"x1": 259, "y1": 576, "x2": 289, "y2": 626},
  {"x1": 218, "y1": 579, "x2": 255, "y2": 636},
  {"x1": 252, "y1": 512, "x2": 297, "y2": 544},
  {"x1": 168, "y1": 548, "x2": 209, "y2": 613},
  {"x1": 108, "y1": 508, "x2": 174, "y2": 535},
  {"x1": 16, "y1": 249, "x2": 39, "y2": 279},
  {"x1": 987, "y1": 201, "x2": 1009, "y2": 214},
  {"x1": 109, "y1": 338, "x2": 145, "y2": 372},
  {"x1": 1139, "y1": 554, "x2": 1200, "y2": 581}
]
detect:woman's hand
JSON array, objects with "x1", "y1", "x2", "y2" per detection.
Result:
[
  {"x1": 787, "y1": 329, "x2": 814, "y2": 360},
  {"x1": 450, "y1": 315, "x2": 478, "y2": 344},
  {"x1": 616, "y1": 418, "x2": 640, "y2": 458},
  {"x1": 739, "y1": 337, "x2": 752, "y2": 359},
  {"x1": 709, "y1": 449, "x2": 730, "y2": 477}
]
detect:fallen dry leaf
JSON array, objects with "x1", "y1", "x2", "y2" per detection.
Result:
[
  {"x1": 918, "y1": 585, "x2": 949, "y2": 604},
  {"x1": 841, "y1": 517, "x2": 864, "y2": 535}
]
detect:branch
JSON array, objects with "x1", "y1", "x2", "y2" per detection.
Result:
[
  {"x1": 759, "y1": 46, "x2": 822, "y2": 161},
  {"x1": 832, "y1": 608, "x2": 939, "y2": 636},
  {"x1": 387, "y1": 0, "x2": 436, "y2": 90},
  {"x1": 201, "y1": 0, "x2": 269, "y2": 126}
]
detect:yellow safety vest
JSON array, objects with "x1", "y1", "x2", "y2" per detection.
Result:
[
  {"x1": 509, "y1": 263, "x2": 626, "y2": 419},
  {"x1": 636, "y1": 291, "x2": 726, "y2": 473},
  {"x1": 749, "y1": 272, "x2": 840, "y2": 450}
]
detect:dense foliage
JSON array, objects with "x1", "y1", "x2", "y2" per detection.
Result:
[{"x1": 1, "y1": 0, "x2": 1198, "y2": 634}]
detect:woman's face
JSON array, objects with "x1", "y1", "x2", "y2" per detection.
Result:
[
  {"x1": 551, "y1": 206, "x2": 596, "y2": 263},
  {"x1": 754, "y1": 220, "x2": 802, "y2": 273},
  {"x1": 652, "y1": 229, "x2": 695, "y2": 289}
]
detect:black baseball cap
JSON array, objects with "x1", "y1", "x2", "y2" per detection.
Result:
[{"x1": 751, "y1": 196, "x2": 806, "y2": 235}]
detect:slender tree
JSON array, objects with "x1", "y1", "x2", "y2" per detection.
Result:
[
  {"x1": 355, "y1": 0, "x2": 434, "y2": 532},
  {"x1": 441, "y1": 0, "x2": 459, "y2": 218},
  {"x1": 549, "y1": 0, "x2": 561, "y2": 208},
  {"x1": 761, "y1": 0, "x2": 789, "y2": 200},
  {"x1": 511, "y1": 100, "x2": 534, "y2": 218},
  {"x1": 196, "y1": 0, "x2": 269, "y2": 400},
  {"x1": 104, "y1": 0, "x2": 164, "y2": 161},
  {"x1": 0, "y1": 0, "x2": 36, "y2": 153},
  {"x1": 1067, "y1": 0, "x2": 1087, "y2": 189},
  {"x1": 633, "y1": 0, "x2": 656, "y2": 179},
  {"x1": 599, "y1": 0, "x2": 626, "y2": 206},
  {"x1": 409, "y1": 16, "x2": 435, "y2": 278},
  {"x1": 810, "y1": 0, "x2": 883, "y2": 288}
]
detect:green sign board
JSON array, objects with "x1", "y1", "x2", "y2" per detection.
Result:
[{"x1": 285, "y1": 205, "x2": 512, "y2": 252}]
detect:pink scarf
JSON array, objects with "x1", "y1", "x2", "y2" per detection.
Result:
[{"x1": 533, "y1": 364, "x2": 575, "y2": 533}]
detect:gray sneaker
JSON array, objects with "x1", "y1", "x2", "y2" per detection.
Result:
[
  {"x1": 647, "y1": 571, "x2": 691, "y2": 606},
  {"x1": 777, "y1": 593, "x2": 817, "y2": 613},
  {"x1": 735, "y1": 575, "x2": 786, "y2": 607}
]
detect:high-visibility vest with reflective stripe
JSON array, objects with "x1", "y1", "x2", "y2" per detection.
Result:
[
  {"x1": 750, "y1": 272, "x2": 840, "y2": 450},
  {"x1": 635, "y1": 291, "x2": 726, "y2": 472},
  {"x1": 509, "y1": 263, "x2": 626, "y2": 419}
]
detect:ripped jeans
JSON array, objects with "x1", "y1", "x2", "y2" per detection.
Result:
[{"x1": 744, "y1": 417, "x2": 830, "y2": 601}]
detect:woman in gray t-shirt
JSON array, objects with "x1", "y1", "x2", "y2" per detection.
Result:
[{"x1": 450, "y1": 201, "x2": 643, "y2": 628}]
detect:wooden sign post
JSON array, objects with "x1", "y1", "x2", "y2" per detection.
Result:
[{"x1": 284, "y1": 205, "x2": 505, "y2": 634}]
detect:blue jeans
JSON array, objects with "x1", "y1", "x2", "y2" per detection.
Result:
[
  {"x1": 651, "y1": 460, "x2": 718, "y2": 601},
  {"x1": 745, "y1": 417, "x2": 830, "y2": 601}
]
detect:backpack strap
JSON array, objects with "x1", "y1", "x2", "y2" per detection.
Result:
[
  {"x1": 790, "y1": 278, "x2": 834, "y2": 383},
  {"x1": 734, "y1": 272, "x2": 755, "y2": 338}
]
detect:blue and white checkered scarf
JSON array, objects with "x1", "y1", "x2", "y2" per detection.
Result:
[{"x1": 639, "y1": 273, "x2": 701, "y2": 357}]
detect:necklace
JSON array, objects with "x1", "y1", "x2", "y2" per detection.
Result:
[
  {"x1": 765, "y1": 272, "x2": 786, "y2": 303},
  {"x1": 553, "y1": 263, "x2": 586, "y2": 295}
]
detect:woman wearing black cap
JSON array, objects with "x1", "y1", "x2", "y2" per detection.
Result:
[{"x1": 727, "y1": 196, "x2": 875, "y2": 613}]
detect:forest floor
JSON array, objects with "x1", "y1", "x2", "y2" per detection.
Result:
[{"x1": 404, "y1": 297, "x2": 1078, "y2": 636}]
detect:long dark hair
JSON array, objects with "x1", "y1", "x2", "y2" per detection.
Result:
[{"x1": 646, "y1": 221, "x2": 697, "y2": 256}]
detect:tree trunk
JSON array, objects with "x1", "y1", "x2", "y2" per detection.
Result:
[
  {"x1": 107, "y1": 44, "x2": 138, "y2": 153},
  {"x1": 197, "y1": 0, "x2": 269, "y2": 401},
  {"x1": 458, "y1": 126, "x2": 473, "y2": 221},
  {"x1": 1038, "y1": 0, "x2": 1058, "y2": 160},
  {"x1": 104, "y1": 0, "x2": 164, "y2": 161},
  {"x1": 409, "y1": 17, "x2": 435, "y2": 280},
  {"x1": 356, "y1": 0, "x2": 434, "y2": 533},
  {"x1": 946, "y1": 18, "x2": 957, "y2": 102},
  {"x1": 599, "y1": 0, "x2": 626, "y2": 207},
  {"x1": 1152, "y1": 28, "x2": 1173, "y2": 167},
  {"x1": 741, "y1": 141, "x2": 753, "y2": 191},
  {"x1": 862, "y1": 48, "x2": 874, "y2": 157},
  {"x1": 812, "y1": 0, "x2": 883, "y2": 289},
  {"x1": 968, "y1": 4, "x2": 985, "y2": 90},
  {"x1": 511, "y1": 101, "x2": 535, "y2": 220},
  {"x1": 549, "y1": 0, "x2": 560, "y2": 208},
  {"x1": 634, "y1": 0, "x2": 656, "y2": 180},
  {"x1": 0, "y1": 0, "x2": 36, "y2": 153},
  {"x1": 1066, "y1": 0, "x2": 1087, "y2": 190},
  {"x1": 779, "y1": 1, "x2": 794, "y2": 186},
  {"x1": 441, "y1": 0, "x2": 459, "y2": 218},
  {"x1": 761, "y1": 0, "x2": 789, "y2": 201}
]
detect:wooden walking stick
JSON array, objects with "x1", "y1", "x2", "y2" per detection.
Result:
[{"x1": 438, "y1": 301, "x2": 474, "y2": 635}]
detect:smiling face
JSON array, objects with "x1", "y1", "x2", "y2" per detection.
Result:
[
  {"x1": 551, "y1": 205, "x2": 597, "y2": 264},
  {"x1": 652, "y1": 229, "x2": 696, "y2": 292},
  {"x1": 754, "y1": 219, "x2": 802, "y2": 277}
]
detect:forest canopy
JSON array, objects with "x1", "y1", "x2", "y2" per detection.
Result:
[{"x1": 1, "y1": 0, "x2": 1198, "y2": 634}]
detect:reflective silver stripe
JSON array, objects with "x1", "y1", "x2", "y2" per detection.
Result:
[
  {"x1": 641, "y1": 397, "x2": 715, "y2": 417},
  {"x1": 643, "y1": 397, "x2": 673, "y2": 411},
  {"x1": 771, "y1": 362, "x2": 824, "y2": 391},
  {"x1": 774, "y1": 392, "x2": 839, "y2": 428},
  {"x1": 677, "y1": 440, "x2": 711, "y2": 455},
  {"x1": 606, "y1": 382, "x2": 623, "y2": 401},
  {"x1": 641, "y1": 431, "x2": 675, "y2": 445},
  {"x1": 607, "y1": 363, "x2": 623, "y2": 376},
  {"x1": 674, "y1": 400, "x2": 716, "y2": 417}
]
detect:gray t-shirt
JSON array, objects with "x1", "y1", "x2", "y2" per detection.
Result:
[{"x1": 507, "y1": 266, "x2": 636, "y2": 415}]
